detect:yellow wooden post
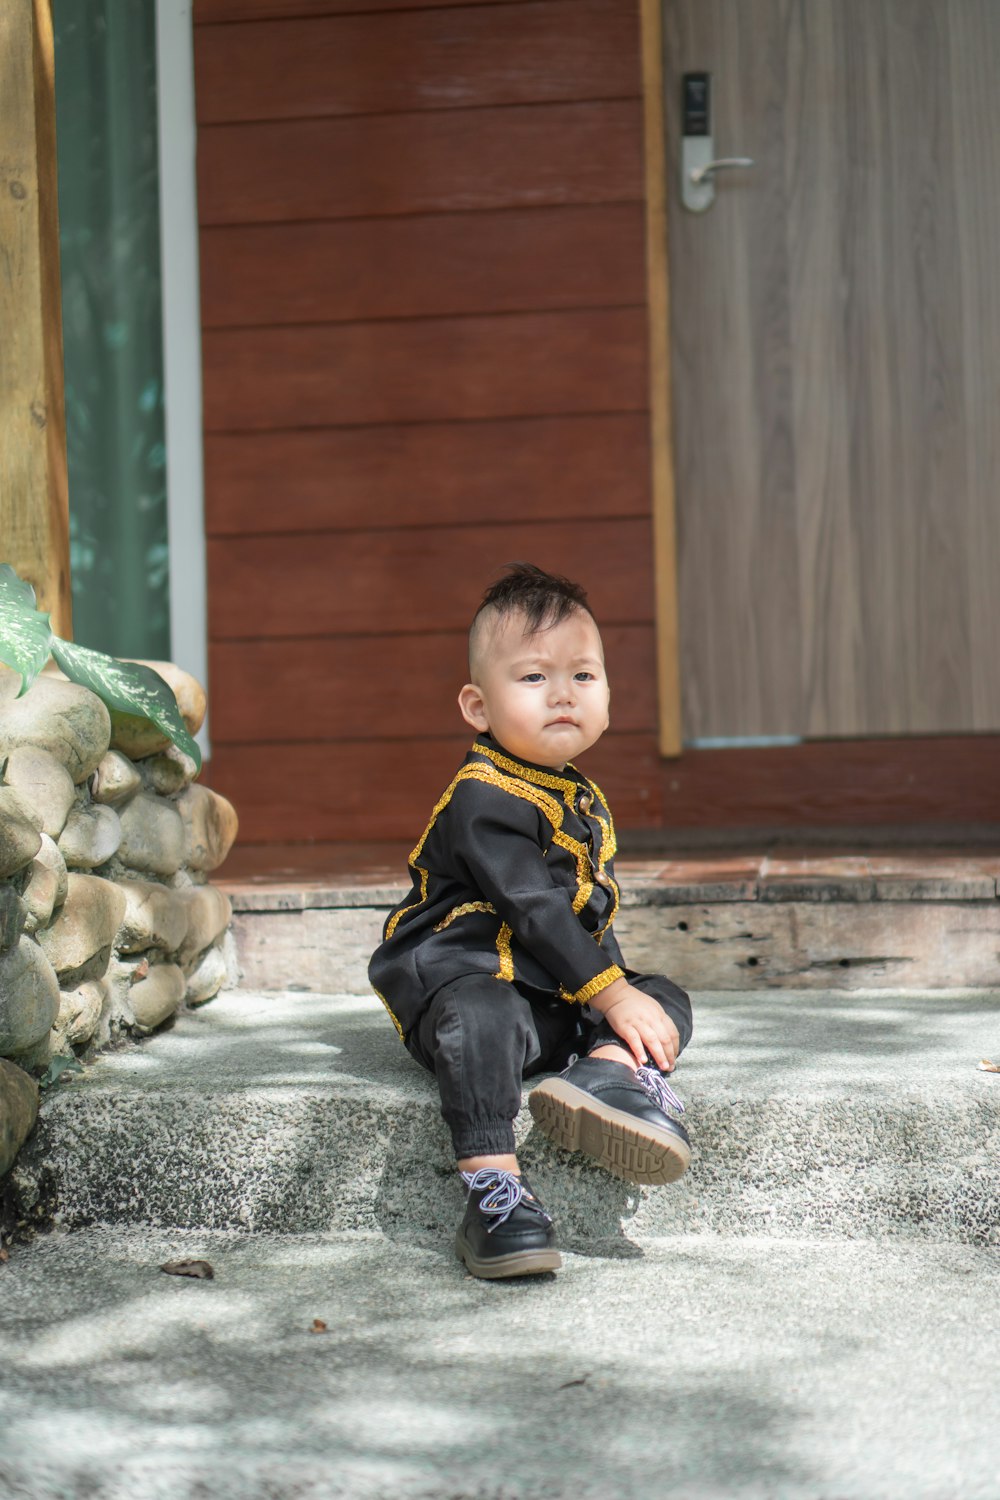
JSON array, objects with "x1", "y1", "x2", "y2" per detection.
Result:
[
  {"x1": 0, "y1": 0, "x2": 72, "y2": 637},
  {"x1": 639, "y1": 0, "x2": 681, "y2": 756}
]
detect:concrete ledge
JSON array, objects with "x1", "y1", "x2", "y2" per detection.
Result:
[
  {"x1": 220, "y1": 853, "x2": 1000, "y2": 992},
  {"x1": 14, "y1": 989, "x2": 1000, "y2": 1245},
  {"x1": 227, "y1": 898, "x2": 1000, "y2": 994},
  {"x1": 218, "y1": 852, "x2": 1000, "y2": 912}
]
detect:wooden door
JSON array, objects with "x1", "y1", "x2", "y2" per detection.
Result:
[{"x1": 662, "y1": 0, "x2": 1000, "y2": 741}]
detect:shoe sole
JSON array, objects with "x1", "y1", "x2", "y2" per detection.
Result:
[
  {"x1": 455, "y1": 1231, "x2": 562, "y2": 1280},
  {"x1": 528, "y1": 1077, "x2": 692, "y2": 1185}
]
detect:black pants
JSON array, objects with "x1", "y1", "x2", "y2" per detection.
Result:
[{"x1": 406, "y1": 971, "x2": 693, "y2": 1159}]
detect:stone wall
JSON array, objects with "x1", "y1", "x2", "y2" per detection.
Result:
[{"x1": 0, "y1": 663, "x2": 238, "y2": 1185}]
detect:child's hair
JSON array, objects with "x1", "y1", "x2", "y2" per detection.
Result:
[{"x1": 469, "y1": 562, "x2": 595, "y2": 675}]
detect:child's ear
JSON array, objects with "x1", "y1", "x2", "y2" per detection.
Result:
[{"x1": 458, "y1": 683, "x2": 489, "y2": 732}]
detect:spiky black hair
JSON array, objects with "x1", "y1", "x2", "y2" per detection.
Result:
[{"x1": 471, "y1": 562, "x2": 594, "y2": 637}]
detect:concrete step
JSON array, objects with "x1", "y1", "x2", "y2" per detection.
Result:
[
  {"x1": 13, "y1": 988, "x2": 1000, "y2": 1245},
  {"x1": 2, "y1": 1225, "x2": 998, "y2": 1499}
]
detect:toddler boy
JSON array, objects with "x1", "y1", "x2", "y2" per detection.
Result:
[{"x1": 369, "y1": 564, "x2": 692, "y2": 1278}]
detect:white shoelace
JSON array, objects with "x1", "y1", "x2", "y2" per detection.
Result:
[
  {"x1": 635, "y1": 1066, "x2": 685, "y2": 1116},
  {"x1": 460, "y1": 1168, "x2": 524, "y2": 1229}
]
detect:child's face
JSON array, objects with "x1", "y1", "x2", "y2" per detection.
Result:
[{"x1": 458, "y1": 608, "x2": 610, "y2": 769}]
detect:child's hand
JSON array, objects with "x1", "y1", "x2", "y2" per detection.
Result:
[{"x1": 591, "y1": 979, "x2": 680, "y2": 1071}]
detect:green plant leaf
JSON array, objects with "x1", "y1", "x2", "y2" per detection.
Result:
[
  {"x1": 0, "y1": 564, "x2": 55, "y2": 695},
  {"x1": 51, "y1": 637, "x2": 203, "y2": 772}
]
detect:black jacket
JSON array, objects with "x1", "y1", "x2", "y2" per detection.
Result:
[{"x1": 369, "y1": 735, "x2": 627, "y2": 1040}]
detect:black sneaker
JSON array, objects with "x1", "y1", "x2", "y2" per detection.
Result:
[
  {"x1": 529, "y1": 1056, "x2": 691, "y2": 1185},
  {"x1": 455, "y1": 1168, "x2": 562, "y2": 1279}
]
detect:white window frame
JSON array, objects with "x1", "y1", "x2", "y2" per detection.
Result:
[{"x1": 156, "y1": 0, "x2": 209, "y2": 756}]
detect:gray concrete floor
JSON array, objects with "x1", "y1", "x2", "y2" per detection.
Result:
[{"x1": 2, "y1": 1224, "x2": 999, "y2": 1500}]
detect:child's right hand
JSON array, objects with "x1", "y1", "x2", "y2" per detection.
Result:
[{"x1": 591, "y1": 978, "x2": 680, "y2": 1072}]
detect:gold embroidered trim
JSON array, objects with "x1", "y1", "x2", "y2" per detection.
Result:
[
  {"x1": 371, "y1": 985, "x2": 404, "y2": 1040},
  {"x1": 572, "y1": 965, "x2": 625, "y2": 1006},
  {"x1": 410, "y1": 764, "x2": 565, "y2": 868},
  {"x1": 433, "y1": 900, "x2": 496, "y2": 933},
  {"x1": 385, "y1": 865, "x2": 428, "y2": 941},
  {"x1": 494, "y1": 921, "x2": 514, "y2": 980},
  {"x1": 594, "y1": 811, "x2": 616, "y2": 867},
  {"x1": 552, "y1": 829, "x2": 593, "y2": 914},
  {"x1": 597, "y1": 873, "x2": 620, "y2": 938},
  {"x1": 474, "y1": 740, "x2": 580, "y2": 800}
]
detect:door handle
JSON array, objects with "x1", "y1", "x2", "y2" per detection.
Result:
[
  {"x1": 682, "y1": 140, "x2": 754, "y2": 212},
  {"x1": 689, "y1": 157, "x2": 754, "y2": 185}
]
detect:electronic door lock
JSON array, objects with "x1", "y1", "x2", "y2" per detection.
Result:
[{"x1": 681, "y1": 72, "x2": 754, "y2": 212}]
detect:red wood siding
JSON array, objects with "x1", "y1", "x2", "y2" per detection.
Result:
[{"x1": 197, "y1": 0, "x2": 659, "y2": 842}]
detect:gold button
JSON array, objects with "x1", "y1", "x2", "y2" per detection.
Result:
[
  {"x1": 578, "y1": 793, "x2": 593, "y2": 814},
  {"x1": 594, "y1": 869, "x2": 612, "y2": 887}
]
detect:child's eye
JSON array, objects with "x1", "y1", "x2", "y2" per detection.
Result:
[
  {"x1": 574, "y1": 671, "x2": 596, "y2": 682},
  {"x1": 522, "y1": 672, "x2": 545, "y2": 683}
]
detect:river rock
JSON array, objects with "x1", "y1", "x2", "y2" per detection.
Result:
[
  {"x1": 184, "y1": 942, "x2": 228, "y2": 1005},
  {"x1": 135, "y1": 661, "x2": 207, "y2": 734},
  {"x1": 0, "y1": 1057, "x2": 38, "y2": 1177},
  {"x1": 0, "y1": 666, "x2": 111, "y2": 783},
  {"x1": 0, "y1": 786, "x2": 43, "y2": 878},
  {"x1": 117, "y1": 794, "x2": 185, "y2": 877},
  {"x1": 21, "y1": 835, "x2": 68, "y2": 934},
  {"x1": 117, "y1": 880, "x2": 189, "y2": 955},
  {"x1": 141, "y1": 745, "x2": 199, "y2": 797},
  {"x1": 129, "y1": 963, "x2": 185, "y2": 1031},
  {"x1": 0, "y1": 886, "x2": 28, "y2": 952},
  {"x1": 91, "y1": 749, "x2": 141, "y2": 807},
  {"x1": 56, "y1": 979, "x2": 108, "y2": 1047},
  {"x1": 109, "y1": 661, "x2": 206, "y2": 761},
  {"x1": 58, "y1": 803, "x2": 122, "y2": 870},
  {"x1": 108, "y1": 713, "x2": 171, "y2": 761},
  {"x1": 178, "y1": 884, "x2": 232, "y2": 963},
  {"x1": 0, "y1": 937, "x2": 60, "y2": 1055},
  {"x1": 37, "y1": 874, "x2": 127, "y2": 987},
  {"x1": 177, "y1": 784, "x2": 239, "y2": 873},
  {"x1": 2, "y1": 746, "x2": 76, "y2": 839}
]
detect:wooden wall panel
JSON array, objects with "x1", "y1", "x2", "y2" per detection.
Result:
[
  {"x1": 204, "y1": 415, "x2": 651, "y2": 537},
  {"x1": 197, "y1": 101, "x2": 644, "y2": 225},
  {"x1": 195, "y1": 0, "x2": 666, "y2": 846},
  {"x1": 207, "y1": 732, "x2": 667, "y2": 842},
  {"x1": 196, "y1": 1, "x2": 525, "y2": 21},
  {"x1": 203, "y1": 309, "x2": 648, "y2": 431},
  {"x1": 209, "y1": 624, "x2": 657, "y2": 744},
  {"x1": 200, "y1": 205, "x2": 646, "y2": 328},
  {"x1": 195, "y1": 1, "x2": 640, "y2": 123},
  {"x1": 207, "y1": 519, "x2": 655, "y2": 639},
  {"x1": 655, "y1": 737, "x2": 1000, "y2": 831}
]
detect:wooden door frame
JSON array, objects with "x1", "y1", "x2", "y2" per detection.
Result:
[
  {"x1": 0, "y1": 0, "x2": 72, "y2": 636},
  {"x1": 639, "y1": 0, "x2": 681, "y2": 758}
]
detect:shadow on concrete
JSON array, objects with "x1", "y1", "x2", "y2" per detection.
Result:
[{"x1": 0, "y1": 1228, "x2": 828, "y2": 1500}]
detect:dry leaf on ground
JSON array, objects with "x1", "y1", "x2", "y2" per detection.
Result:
[{"x1": 160, "y1": 1258, "x2": 215, "y2": 1279}]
